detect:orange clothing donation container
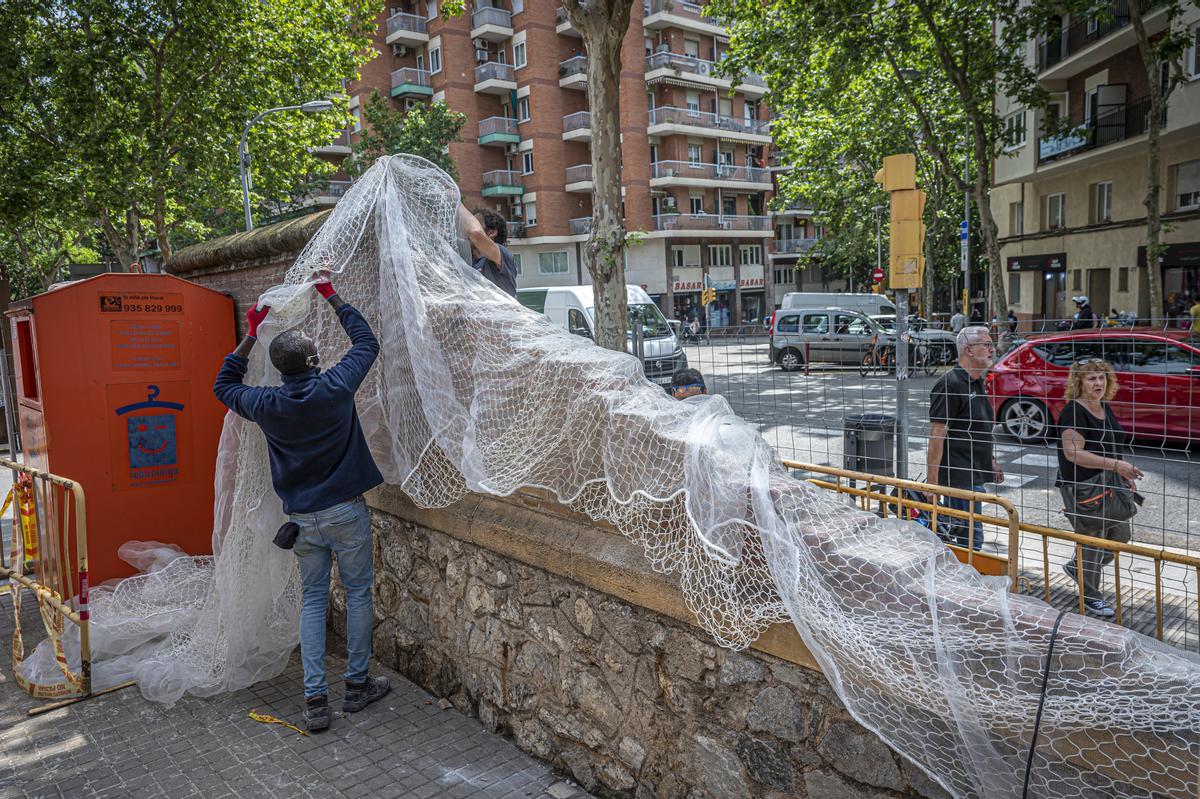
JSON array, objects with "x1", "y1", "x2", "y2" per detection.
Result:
[{"x1": 6, "y1": 273, "x2": 236, "y2": 586}]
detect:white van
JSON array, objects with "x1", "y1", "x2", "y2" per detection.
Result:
[
  {"x1": 780, "y1": 292, "x2": 896, "y2": 317},
  {"x1": 517, "y1": 284, "x2": 688, "y2": 386}
]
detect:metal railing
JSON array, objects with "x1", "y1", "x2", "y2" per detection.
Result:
[
  {"x1": 647, "y1": 106, "x2": 770, "y2": 136},
  {"x1": 645, "y1": 51, "x2": 764, "y2": 87},
  {"x1": 321, "y1": 180, "x2": 353, "y2": 198},
  {"x1": 645, "y1": 0, "x2": 713, "y2": 21},
  {"x1": 482, "y1": 169, "x2": 522, "y2": 190},
  {"x1": 506, "y1": 221, "x2": 527, "y2": 239},
  {"x1": 651, "y1": 160, "x2": 770, "y2": 183},
  {"x1": 386, "y1": 10, "x2": 427, "y2": 38},
  {"x1": 1037, "y1": 0, "x2": 1133, "y2": 72},
  {"x1": 565, "y1": 163, "x2": 593, "y2": 183},
  {"x1": 1037, "y1": 96, "x2": 1156, "y2": 163},
  {"x1": 773, "y1": 237, "x2": 818, "y2": 254},
  {"x1": 471, "y1": 6, "x2": 513, "y2": 30},
  {"x1": 478, "y1": 116, "x2": 518, "y2": 138},
  {"x1": 653, "y1": 213, "x2": 771, "y2": 231},
  {"x1": 474, "y1": 62, "x2": 515, "y2": 84},
  {"x1": 563, "y1": 111, "x2": 591, "y2": 133},
  {"x1": 391, "y1": 67, "x2": 431, "y2": 89},
  {"x1": 569, "y1": 217, "x2": 592, "y2": 235},
  {"x1": 559, "y1": 55, "x2": 588, "y2": 79}
]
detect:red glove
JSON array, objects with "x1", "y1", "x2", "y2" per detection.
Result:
[
  {"x1": 246, "y1": 304, "x2": 270, "y2": 338},
  {"x1": 314, "y1": 274, "x2": 337, "y2": 299}
]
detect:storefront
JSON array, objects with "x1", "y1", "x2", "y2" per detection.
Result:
[
  {"x1": 711, "y1": 279, "x2": 736, "y2": 328},
  {"x1": 739, "y1": 276, "x2": 765, "y2": 324},
  {"x1": 1008, "y1": 252, "x2": 1066, "y2": 323},
  {"x1": 1142, "y1": 241, "x2": 1200, "y2": 315},
  {"x1": 672, "y1": 275, "x2": 703, "y2": 324}
]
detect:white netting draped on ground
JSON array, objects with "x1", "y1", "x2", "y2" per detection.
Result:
[{"x1": 28, "y1": 155, "x2": 1198, "y2": 798}]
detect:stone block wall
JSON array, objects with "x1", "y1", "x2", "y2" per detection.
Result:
[{"x1": 326, "y1": 489, "x2": 950, "y2": 799}]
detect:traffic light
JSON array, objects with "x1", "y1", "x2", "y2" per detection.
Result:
[
  {"x1": 701, "y1": 287, "x2": 715, "y2": 306},
  {"x1": 874, "y1": 153, "x2": 926, "y2": 290}
]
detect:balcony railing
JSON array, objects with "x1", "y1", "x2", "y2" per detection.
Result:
[
  {"x1": 563, "y1": 111, "x2": 591, "y2": 133},
  {"x1": 569, "y1": 217, "x2": 592, "y2": 235},
  {"x1": 1037, "y1": 0, "x2": 1135, "y2": 72},
  {"x1": 478, "y1": 116, "x2": 518, "y2": 138},
  {"x1": 644, "y1": 51, "x2": 765, "y2": 87},
  {"x1": 651, "y1": 160, "x2": 770, "y2": 183},
  {"x1": 1036, "y1": 96, "x2": 1156, "y2": 163},
  {"x1": 471, "y1": 7, "x2": 513, "y2": 30},
  {"x1": 507, "y1": 221, "x2": 527, "y2": 240},
  {"x1": 644, "y1": 0, "x2": 719, "y2": 23},
  {"x1": 647, "y1": 106, "x2": 769, "y2": 136},
  {"x1": 475, "y1": 62, "x2": 515, "y2": 84},
  {"x1": 565, "y1": 164, "x2": 593, "y2": 183},
  {"x1": 482, "y1": 170, "x2": 523, "y2": 190},
  {"x1": 318, "y1": 180, "x2": 354, "y2": 199},
  {"x1": 559, "y1": 55, "x2": 588, "y2": 79},
  {"x1": 391, "y1": 67, "x2": 431, "y2": 89},
  {"x1": 652, "y1": 214, "x2": 771, "y2": 231},
  {"x1": 773, "y1": 238, "x2": 818, "y2": 254},
  {"x1": 387, "y1": 11, "x2": 427, "y2": 38},
  {"x1": 556, "y1": 2, "x2": 588, "y2": 25}
]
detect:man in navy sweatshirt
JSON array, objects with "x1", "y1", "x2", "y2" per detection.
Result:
[{"x1": 213, "y1": 275, "x2": 388, "y2": 732}]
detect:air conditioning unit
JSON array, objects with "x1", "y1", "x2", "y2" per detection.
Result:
[
  {"x1": 392, "y1": 44, "x2": 408, "y2": 57},
  {"x1": 472, "y1": 38, "x2": 488, "y2": 49},
  {"x1": 505, "y1": 142, "x2": 519, "y2": 154},
  {"x1": 719, "y1": 220, "x2": 732, "y2": 230},
  {"x1": 510, "y1": 204, "x2": 523, "y2": 218},
  {"x1": 475, "y1": 49, "x2": 490, "y2": 62}
]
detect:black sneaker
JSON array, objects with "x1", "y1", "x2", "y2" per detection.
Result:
[
  {"x1": 343, "y1": 676, "x2": 391, "y2": 713},
  {"x1": 1062, "y1": 562, "x2": 1078, "y2": 583},
  {"x1": 1083, "y1": 598, "x2": 1116, "y2": 618},
  {"x1": 304, "y1": 694, "x2": 330, "y2": 733}
]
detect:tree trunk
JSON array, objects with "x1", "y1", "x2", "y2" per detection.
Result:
[
  {"x1": 98, "y1": 207, "x2": 141, "y2": 271},
  {"x1": 566, "y1": 0, "x2": 635, "y2": 354},
  {"x1": 1129, "y1": 0, "x2": 1165, "y2": 322},
  {"x1": 972, "y1": 127, "x2": 1006, "y2": 316}
]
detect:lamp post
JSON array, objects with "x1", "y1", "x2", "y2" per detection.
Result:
[{"x1": 239, "y1": 100, "x2": 336, "y2": 231}]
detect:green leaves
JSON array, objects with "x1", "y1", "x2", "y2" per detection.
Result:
[{"x1": 347, "y1": 92, "x2": 466, "y2": 180}]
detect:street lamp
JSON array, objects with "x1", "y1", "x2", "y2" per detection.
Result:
[{"x1": 239, "y1": 100, "x2": 336, "y2": 231}]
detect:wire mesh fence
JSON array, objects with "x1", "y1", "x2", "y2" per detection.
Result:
[{"x1": 678, "y1": 314, "x2": 1200, "y2": 653}]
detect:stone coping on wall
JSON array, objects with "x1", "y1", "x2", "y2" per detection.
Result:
[
  {"x1": 165, "y1": 210, "x2": 330, "y2": 275},
  {"x1": 367, "y1": 484, "x2": 821, "y2": 674}
]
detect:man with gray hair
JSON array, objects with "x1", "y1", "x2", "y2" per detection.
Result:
[
  {"x1": 926, "y1": 325, "x2": 1004, "y2": 550},
  {"x1": 213, "y1": 274, "x2": 388, "y2": 733}
]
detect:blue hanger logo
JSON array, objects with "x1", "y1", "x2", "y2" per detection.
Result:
[{"x1": 115, "y1": 384, "x2": 185, "y2": 416}]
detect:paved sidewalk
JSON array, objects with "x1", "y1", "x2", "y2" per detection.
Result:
[{"x1": 0, "y1": 590, "x2": 589, "y2": 799}]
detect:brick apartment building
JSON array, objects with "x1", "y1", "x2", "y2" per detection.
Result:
[
  {"x1": 992, "y1": 2, "x2": 1200, "y2": 324},
  {"x1": 325, "y1": 0, "x2": 837, "y2": 324}
]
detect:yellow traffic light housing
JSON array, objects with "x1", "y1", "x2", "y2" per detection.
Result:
[{"x1": 874, "y1": 154, "x2": 926, "y2": 290}]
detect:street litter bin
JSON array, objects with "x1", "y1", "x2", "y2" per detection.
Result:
[{"x1": 843, "y1": 413, "x2": 895, "y2": 477}]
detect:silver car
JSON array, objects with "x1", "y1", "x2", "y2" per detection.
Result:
[{"x1": 769, "y1": 307, "x2": 888, "y2": 370}]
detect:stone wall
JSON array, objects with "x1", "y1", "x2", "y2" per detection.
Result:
[{"x1": 327, "y1": 486, "x2": 949, "y2": 799}]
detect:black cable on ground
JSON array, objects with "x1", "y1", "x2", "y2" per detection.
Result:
[{"x1": 1022, "y1": 608, "x2": 1070, "y2": 798}]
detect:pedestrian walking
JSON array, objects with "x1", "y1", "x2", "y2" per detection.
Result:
[
  {"x1": 460, "y1": 205, "x2": 519, "y2": 297},
  {"x1": 1007, "y1": 309, "x2": 1018, "y2": 334},
  {"x1": 950, "y1": 310, "x2": 966, "y2": 334},
  {"x1": 1056, "y1": 358, "x2": 1143, "y2": 618},
  {"x1": 926, "y1": 325, "x2": 1004, "y2": 550},
  {"x1": 1190, "y1": 295, "x2": 1200, "y2": 332},
  {"x1": 213, "y1": 274, "x2": 389, "y2": 732}
]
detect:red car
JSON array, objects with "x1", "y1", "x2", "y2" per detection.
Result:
[{"x1": 986, "y1": 329, "x2": 1200, "y2": 444}]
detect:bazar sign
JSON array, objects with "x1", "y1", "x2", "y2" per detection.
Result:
[{"x1": 673, "y1": 278, "x2": 766, "y2": 291}]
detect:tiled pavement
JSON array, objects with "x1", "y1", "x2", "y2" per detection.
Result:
[{"x1": 0, "y1": 590, "x2": 590, "y2": 799}]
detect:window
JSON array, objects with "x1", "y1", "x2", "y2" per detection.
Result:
[
  {"x1": 1041, "y1": 339, "x2": 1130, "y2": 367},
  {"x1": 1092, "y1": 181, "x2": 1112, "y2": 223},
  {"x1": 351, "y1": 108, "x2": 362, "y2": 132},
  {"x1": 721, "y1": 195, "x2": 737, "y2": 216},
  {"x1": 1072, "y1": 269, "x2": 1082, "y2": 291},
  {"x1": 744, "y1": 100, "x2": 758, "y2": 121},
  {"x1": 672, "y1": 245, "x2": 700, "y2": 267},
  {"x1": 511, "y1": 253, "x2": 522, "y2": 275},
  {"x1": 1187, "y1": 24, "x2": 1199, "y2": 78},
  {"x1": 1118, "y1": 266, "x2": 1129, "y2": 292},
  {"x1": 801, "y1": 313, "x2": 829, "y2": 334},
  {"x1": 522, "y1": 150, "x2": 534, "y2": 174},
  {"x1": 524, "y1": 200, "x2": 537, "y2": 226},
  {"x1": 538, "y1": 251, "x2": 569, "y2": 275},
  {"x1": 739, "y1": 245, "x2": 762, "y2": 266},
  {"x1": 773, "y1": 268, "x2": 792, "y2": 285},
  {"x1": 567, "y1": 308, "x2": 588, "y2": 334},
  {"x1": 718, "y1": 98, "x2": 732, "y2": 117},
  {"x1": 1045, "y1": 192, "x2": 1065, "y2": 231},
  {"x1": 1126, "y1": 341, "x2": 1196, "y2": 374},
  {"x1": 512, "y1": 0, "x2": 524, "y2": 13},
  {"x1": 517, "y1": 96, "x2": 530, "y2": 122},
  {"x1": 427, "y1": 0, "x2": 437, "y2": 18},
  {"x1": 416, "y1": 53, "x2": 425, "y2": 71},
  {"x1": 1003, "y1": 110, "x2": 1026, "y2": 149},
  {"x1": 687, "y1": 144, "x2": 702, "y2": 165},
  {"x1": 1174, "y1": 159, "x2": 1200, "y2": 210},
  {"x1": 686, "y1": 91, "x2": 700, "y2": 114},
  {"x1": 708, "y1": 245, "x2": 732, "y2": 267},
  {"x1": 690, "y1": 196, "x2": 704, "y2": 214},
  {"x1": 1009, "y1": 201, "x2": 1023, "y2": 237},
  {"x1": 430, "y1": 46, "x2": 442, "y2": 74},
  {"x1": 777, "y1": 314, "x2": 800, "y2": 333},
  {"x1": 684, "y1": 38, "x2": 699, "y2": 57},
  {"x1": 514, "y1": 41, "x2": 526, "y2": 69},
  {"x1": 1009, "y1": 273, "x2": 1021, "y2": 304}
]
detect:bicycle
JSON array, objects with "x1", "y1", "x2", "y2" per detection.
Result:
[{"x1": 859, "y1": 336, "x2": 895, "y2": 377}]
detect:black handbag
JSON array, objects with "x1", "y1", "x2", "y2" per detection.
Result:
[{"x1": 1063, "y1": 469, "x2": 1142, "y2": 534}]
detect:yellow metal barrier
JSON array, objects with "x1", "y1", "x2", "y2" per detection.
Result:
[{"x1": 0, "y1": 458, "x2": 134, "y2": 714}]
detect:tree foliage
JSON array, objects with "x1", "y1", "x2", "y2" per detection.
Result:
[
  {"x1": 348, "y1": 91, "x2": 466, "y2": 180},
  {"x1": 0, "y1": 0, "x2": 380, "y2": 268}
]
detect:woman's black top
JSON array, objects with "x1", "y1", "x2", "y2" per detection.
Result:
[{"x1": 1055, "y1": 400, "x2": 1128, "y2": 487}]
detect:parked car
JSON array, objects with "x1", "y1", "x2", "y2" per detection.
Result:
[
  {"x1": 986, "y1": 329, "x2": 1200, "y2": 444},
  {"x1": 769, "y1": 307, "x2": 891, "y2": 370}
]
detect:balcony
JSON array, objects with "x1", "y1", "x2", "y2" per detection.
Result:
[
  {"x1": 651, "y1": 214, "x2": 773, "y2": 234},
  {"x1": 565, "y1": 163, "x2": 593, "y2": 191},
  {"x1": 385, "y1": 11, "x2": 429, "y2": 47},
  {"x1": 772, "y1": 199, "x2": 813, "y2": 215},
  {"x1": 1036, "y1": 96, "x2": 1157, "y2": 164},
  {"x1": 481, "y1": 170, "x2": 523, "y2": 197},
  {"x1": 474, "y1": 62, "x2": 517, "y2": 94},
  {"x1": 470, "y1": 7, "x2": 513, "y2": 42},
  {"x1": 642, "y1": 0, "x2": 725, "y2": 37},
  {"x1": 562, "y1": 111, "x2": 592, "y2": 141},
  {"x1": 559, "y1": 56, "x2": 588, "y2": 90},
  {"x1": 1036, "y1": 0, "x2": 1167, "y2": 80},
  {"x1": 390, "y1": 68, "x2": 432, "y2": 98},
  {"x1": 646, "y1": 106, "x2": 771, "y2": 142},
  {"x1": 644, "y1": 51, "x2": 767, "y2": 95},
  {"x1": 315, "y1": 129, "x2": 353, "y2": 156},
  {"x1": 771, "y1": 238, "x2": 818, "y2": 256},
  {"x1": 555, "y1": 5, "x2": 583, "y2": 37},
  {"x1": 507, "y1": 221, "x2": 527, "y2": 240},
  {"x1": 569, "y1": 217, "x2": 592, "y2": 236},
  {"x1": 300, "y1": 179, "x2": 354, "y2": 208},
  {"x1": 478, "y1": 116, "x2": 520, "y2": 147},
  {"x1": 649, "y1": 160, "x2": 772, "y2": 190}
]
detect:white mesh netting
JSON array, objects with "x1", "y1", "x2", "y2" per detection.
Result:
[{"x1": 27, "y1": 155, "x2": 1199, "y2": 798}]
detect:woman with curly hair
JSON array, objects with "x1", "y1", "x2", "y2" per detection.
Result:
[{"x1": 1056, "y1": 358, "x2": 1143, "y2": 617}]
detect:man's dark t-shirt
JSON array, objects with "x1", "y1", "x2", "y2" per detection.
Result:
[
  {"x1": 1055, "y1": 400, "x2": 1128, "y2": 487},
  {"x1": 929, "y1": 366, "x2": 995, "y2": 488},
  {"x1": 473, "y1": 243, "x2": 519, "y2": 297}
]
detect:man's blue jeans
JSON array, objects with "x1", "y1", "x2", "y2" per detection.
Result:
[
  {"x1": 290, "y1": 496, "x2": 373, "y2": 699},
  {"x1": 945, "y1": 487, "x2": 985, "y2": 551}
]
